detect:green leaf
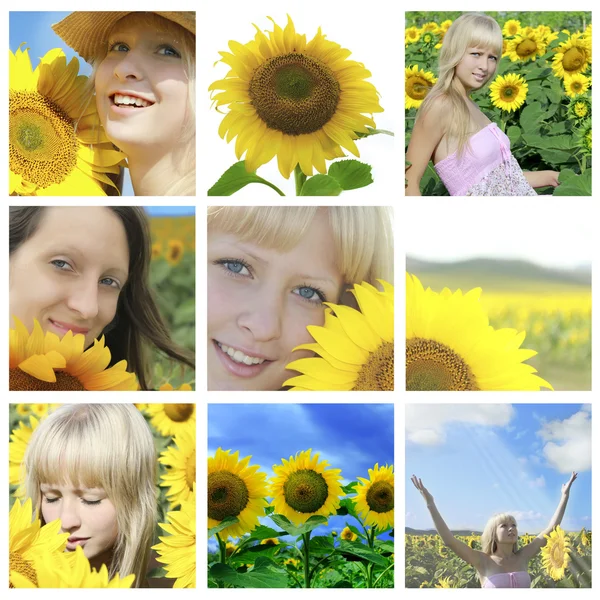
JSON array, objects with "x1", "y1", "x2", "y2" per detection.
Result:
[
  {"x1": 230, "y1": 544, "x2": 281, "y2": 563},
  {"x1": 299, "y1": 174, "x2": 342, "y2": 196},
  {"x1": 507, "y1": 125, "x2": 522, "y2": 146},
  {"x1": 339, "y1": 540, "x2": 387, "y2": 566},
  {"x1": 553, "y1": 169, "x2": 591, "y2": 196},
  {"x1": 208, "y1": 515, "x2": 239, "y2": 538},
  {"x1": 208, "y1": 161, "x2": 285, "y2": 196},
  {"x1": 375, "y1": 541, "x2": 395, "y2": 554},
  {"x1": 336, "y1": 506, "x2": 349, "y2": 516},
  {"x1": 210, "y1": 556, "x2": 288, "y2": 588},
  {"x1": 307, "y1": 535, "x2": 335, "y2": 555},
  {"x1": 327, "y1": 160, "x2": 373, "y2": 190},
  {"x1": 264, "y1": 505, "x2": 275, "y2": 516},
  {"x1": 520, "y1": 102, "x2": 544, "y2": 131},
  {"x1": 146, "y1": 567, "x2": 167, "y2": 578},
  {"x1": 339, "y1": 497, "x2": 359, "y2": 519},
  {"x1": 248, "y1": 525, "x2": 286, "y2": 541},
  {"x1": 355, "y1": 127, "x2": 394, "y2": 138},
  {"x1": 269, "y1": 513, "x2": 328, "y2": 536},
  {"x1": 342, "y1": 481, "x2": 358, "y2": 494}
]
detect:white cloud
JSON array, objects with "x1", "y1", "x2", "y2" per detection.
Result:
[
  {"x1": 508, "y1": 510, "x2": 543, "y2": 522},
  {"x1": 406, "y1": 404, "x2": 514, "y2": 446},
  {"x1": 538, "y1": 408, "x2": 591, "y2": 473},
  {"x1": 515, "y1": 430, "x2": 528, "y2": 440}
]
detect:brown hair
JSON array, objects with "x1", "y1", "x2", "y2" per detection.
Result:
[{"x1": 9, "y1": 207, "x2": 195, "y2": 389}]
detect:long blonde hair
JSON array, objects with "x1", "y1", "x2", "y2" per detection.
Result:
[
  {"x1": 481, "y1": 513, "x2": 519, "y2": 555},
  {"x1": 23, "y1": 405, "x2": 157, "y2": 587},
  {"x1": 418, "y1": 13, "x2": 502, "y2": 157},
  {"x1": 207, "y1": 206, "x2": 394, "y2": 289}
]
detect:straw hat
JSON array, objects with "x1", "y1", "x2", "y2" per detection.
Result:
[{"x1": 52, "y1": 11, "x2": 195, "y2": 63}]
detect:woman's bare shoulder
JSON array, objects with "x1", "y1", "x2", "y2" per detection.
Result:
[{"x1": 419, "y1": 95, "x2": 451, "y2": 129}]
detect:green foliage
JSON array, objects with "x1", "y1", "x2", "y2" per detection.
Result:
[{"x1": 208, "y1": 161, "x2": 285, "y2": 196}]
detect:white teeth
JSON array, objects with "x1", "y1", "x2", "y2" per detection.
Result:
[
  {"x1": 217, "y1": 342, "x2": 265, "y2": 365},
  {"x1": 113, "y1": 93, "x2": 151, "y2": 108}
]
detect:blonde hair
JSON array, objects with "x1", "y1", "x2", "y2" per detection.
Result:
[
  {"x1": 481, "y1": 513, "x2": 519, "y2": 555},
  {"x1": 78, "y1": 12, "x2": 196, "y2": 196},
  {"x1": 207, "y1": 206, "x2": 393, "y2": 288},
  {"x1": 418, "y1": 13, "x2": 503, "y2": 158},
  {"x1": 23, "y1": 405, "x2": 157, "y2": 587}
]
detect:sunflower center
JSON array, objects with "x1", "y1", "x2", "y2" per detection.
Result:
[
  {"x1": 283, "y1": 469, "x2": 329, "y2": 513},
  {"x1": 550, "y1": 543, "x2": 564, "y2": 565},
  {"x1": 186, "y1": 451, "x2": 196, "y2": 490},
  {"x1": 406, "y1": 338, "x2": 479, "y2": 391},
  {"x1": 501, "y1": 86, "x2": 516, "y2": 100},
  {"x1": 407, "y1": 76, "x2": 433, "y2": 100},
  {"x1": 341, "y1": 529, "x2": 354, "y2": 540},
  {"x1": 353, "y1": 341, "x2": 394, "y2": 390},
  {"x1": 9, "y1": 552, "x2": 38, "y2": 588},
  {"x1": 9, "y1": 90, "x2": 78, "y2": 189},
  {"x1": 366, "y1": 480, "x2": 394, "y2": 513},
  {"x1": 9, "y1": 369, "x2": 85, "y2": 391},
  {"x1": 563, "y1": 47, "x2": 586, "y2": 72},
  {"x1": 164, "y1": 404, "x2": 194, "y2": 422},
  {"x1": 208, "y1": 470, "x2": 249, "y2": 521},
  {"x1": 516, "y1": 38, "x2": 537, "y2": 57},
  {"x1": 249, "y1": 53, "x2": 340, "y2": 135},
  {"x1": 572, "y1": 81, "x2": 582, "y2": 92}
]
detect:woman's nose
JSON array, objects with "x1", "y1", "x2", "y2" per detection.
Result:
[
  {"x1": 59, "y1": 501, "x2": 81, "y2": 532},
  {"x1": 237, "y1": 290, "x2": 282, "y2": 342},
  {"x1": 113, "y1": 51, "x2": 145, "y2": 81},
  {"x1": 66, "y1": 279, "x2": 99, "y2": 320}
]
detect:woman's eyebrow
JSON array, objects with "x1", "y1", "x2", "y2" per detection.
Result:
[{"x1": 295, "y1": 273, "x2": 337, "y2": 286}]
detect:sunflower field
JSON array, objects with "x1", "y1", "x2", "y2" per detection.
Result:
[
  {"x1": 405, "y1": 529, "x2": 592, "y2": 588},
  {"x1": 149, "y1": 214, "x2": 195, "y2": 389},
  {"x1": 405, "y1": 12, "x2": 592, "y2": 195},
  {"x1": 8, "y1": 403, "x2": 196, "y2": 588},
  {"x1": 208, "y1": 449, "x2": 394, "y2": 588}
]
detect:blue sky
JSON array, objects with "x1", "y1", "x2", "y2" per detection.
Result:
[
  {"x1": 144, "y1": 206, "x2": 195, "y2": 217},
  {"x1": 10, "y1": 12, "x2": 137, "y2": 195},
  {"x1": 208, "y1": 404, "x2": 394, "y2": 550},
  {"x1": 406, "y1": 404, "x2": 591, "y2": 534}
]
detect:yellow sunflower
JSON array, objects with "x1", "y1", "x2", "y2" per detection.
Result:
[
  {"x1": 9, "y1": 498, "x2": 69, "y2": 588},
  {"x1": 435, "y1": 576, "x2": 454, "y2": 588},
  {"x1": 341, "y1": 526, "x2": 357, "y2": 541},
  {"x1": 541, "y1": 526, "x2": 571, "y2": 581},
  {"x1": 502, "y1": 20, "x2": 522, "y2": 38},
  {"x1": 166, "y1": 240, "x2": 185, "y2": 266},
  {"x1": 283, "y1": 281, "x2": 394, "y2": 391},
  {"x1": 208, "y1": 448, "x2": 269, "y2": 539},
  {"x1": 260, "y1": 538, "x2": 279, "y2": 546},
  {"x1": 405, "y1": 26, "x2": 421, "y2": 45},
  {"x1": 10, "y1": 415, "x2": 40, "y2": 497},
  {"x1": 439, "y1": 20, "x2": 453, "y2": 34},
  {"x1": 270, "y1": 449, "x2": 343, "y2": 526},
  {"x1": 225, "y1": 542, "x2": 237, "y2": 556},
  {"x1": 563, "y1": 73, "x2": 591, "y2": 98},
  {"x1": 11, "y1": 545, "x2": 135, "y2": 588},
  {"x1": 9, "y1": 318, "x2": 137, "y2": 391},
  {"x1": 9, "y1": 44, "x2": 125, "y2": 196},
  {"x1": 158, "y1": 383, "x2": 193, "y2": 391},
  {"x1": 354, "y1": 463, "x2": 394, "y2": 530},
  {"x1": 506, "y1": 32, "x2": 546, "y2": 62},
  {"x1": 552, "y1": 33, "x2": 591, "y2": 79},
  {"x1": 489, "y1": 73, "x2": 528, "y2": 112},
  {"x1": 151, "y1": 241, "x2": 162, "y2": 260},
  {"x1": 406, "y1": 273, "x2": 553, "y2": 391},
  {"x1": 209, "y1": 16, "x2": 383, "y2": 179},
  {"x1": 405, "y1": 65, "x2": 437, "y2": 110},
  {"x1": 159, "y1": 428, "x2": 196, "y2": 508},
  {"x1": 144, "y1": 404, "x2": 196, "y2": 437},
  {"x1": 421, "y1": 22, "x2": 440, "y2": 35},
  {"x1": 153, "y1": 486, "x2": 196, "y2": 588}
]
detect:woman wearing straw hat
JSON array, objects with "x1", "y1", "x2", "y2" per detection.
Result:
[{"x1": 53, "y1": 12, "x2": 195, "y2": 196}]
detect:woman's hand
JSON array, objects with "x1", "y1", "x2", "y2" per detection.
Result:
[
  {"x1": 545, "y1": 170, "x2": 561, "y2": 187},
  {"x1": 411, "y1": 475, "x2": 434, "y2": 505},
  {"x1": 562, "y1": 472, "x2": 578, "y2": 496}
]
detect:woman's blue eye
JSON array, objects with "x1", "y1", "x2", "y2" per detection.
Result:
[
  {"x1": 100, "y1": 277, "x2": 120, "y2": 289},
  {"x1": 159, "y1": 45, "x2": 181, "y2": 58},
  {"x1": 226, "y1": 261, "x2": 244, "y2": 274},
  {"x1": 109, "y1": 42, "x2": 129, "y2": 52},
  {"x1": 294, "y1": 286, "x2": 326, "y2": 304},
  {"x1": 298, "y1": 287, "x2": 316, "y2": 299}
]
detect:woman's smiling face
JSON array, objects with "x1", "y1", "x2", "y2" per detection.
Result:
[
  {"x1": 208, "y1": 211, "x2": 344, "y2": 391},
  {"x1": 9, "y1": 207, "x2": 129, "y2": 349},
  {"x1": 95, "y1": 14, "x2": 189, "y2": 154}
]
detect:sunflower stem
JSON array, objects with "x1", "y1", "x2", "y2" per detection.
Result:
[
  {"x1": 372, "y1": 561, "x2": 394, "y2": 588},
  {"x1": 309, "y1": 552, "x2": 336, "y2": 585},
  {"x1": 216, "y1": 533, "x2": 227, "y2": 588},
  {"x1": 302, "y1": 532, "x2": 312, "y2": 588},
  {"x1": 294, "y1": 164, "x2": 307, "y2": 195}
]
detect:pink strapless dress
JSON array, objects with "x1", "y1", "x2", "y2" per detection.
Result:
[
  {"x1": 434, "y1": 123, "x2": 537, "y2": 196},
  {"x1": 482, "y1": 571, "x2": 532, "y2": 588}
]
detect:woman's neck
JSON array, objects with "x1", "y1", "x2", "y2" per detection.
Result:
[
  {"x1": 127, "y1": 150, "x2": 181, "y2": 196},
  {"x1": 88, "y1": 547, "x2": 114, "y2": 572},
  {"x1": 493, "y1": 542, "x2": 515, "y2": 560}
]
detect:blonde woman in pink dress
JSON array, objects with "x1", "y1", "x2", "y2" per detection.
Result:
[
  {"x1": 405, "y1": 13, "x2": 560, "y2": 196},
  {"x1": 411, "y1": 473, "x2": 577, "y2": 588}
]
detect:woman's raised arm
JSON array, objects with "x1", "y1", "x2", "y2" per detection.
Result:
[
  {"x1": 405, "y1": 98, "x2": 447, "y2": 196},
  {"x1": 411, "y1": 475, "x2": 484, "y2": 570},
  {"x1": 519, "y1": 472, "x2": 578, "y2": 561}
]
